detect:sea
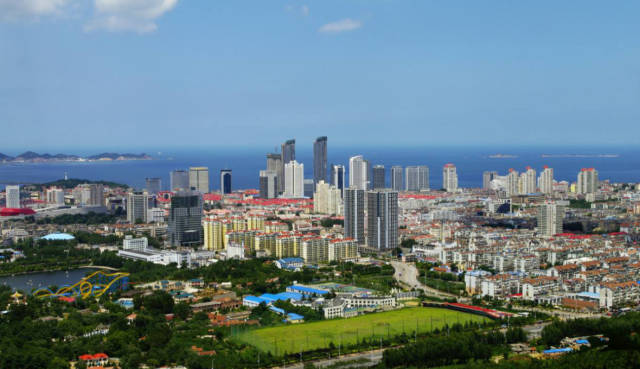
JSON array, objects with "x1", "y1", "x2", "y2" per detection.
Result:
[{"x1": 1, "y1": 146, "x2": 639, "y2": 191}]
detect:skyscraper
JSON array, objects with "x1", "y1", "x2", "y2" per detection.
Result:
[
  {"x1": 539, "y1": 166, "x2": 554, "y2": 194},
  {"x1": 281, "y1": 139, "x2": 296, "y2": 192},
  {"x1": 304, "y1": 179, "x2": 315, "y2": 198},
  {"x1": 372, "y1": 165, "x2": 386, "y2": 189},
  {"x1": 367, "y1": 189, "x2": 398, "y2": 250},
  {"x1": 259, "y1": 170, "x2": 278, "y2": 199},
  {"x1": 189, "y1": 167, "x2": 209, "y2": 193},
  {"x1": 168, "y1": 190, "x2": 203, "y2": 247},
  {"x1": 405, "y1": 166, "x2": 429, "y2": 191},
  {"x1": 220, "y1": 169, "x2": 232, "y2": 194},
  {"x1": 281, "y1": 139, "x2": 296, "y2": 164},
  {"x1": 391, "y1": 166, "x2": 403, "y2": 191},
  {"x1": 5, "y1": 185, "x2": 19, "y2": 208},
  {"x1": 266, "y1": 153, "x2": 283, "y2": 194},
  {"x1": 331, "y1": 164, "x2": 345, "y2": 197},
  {"x1": 506, "y1": 169, "x2": 519, "y2": 197},
  {"x1": 313, "y1": 136, "x2": 327, "y2": 185},
  {"x1": 577, "y1": 168, "x2": 599, "y2": 194},
  {"x1": 537, "y1": 202, "x2": 565, "y2": 237},
  {"x1": 482, "y1": 171, "x2": 498, "y2": 189},
  {"x1": 284, "y1": 160, "x2": 304, "y2": 198},
  {"x1": 349, "y1": 155, "x2": 369, "y2": 190},
  {"x1": 519, "y1": 166, "x2": 537, "y2": 194},
  {"x1": 170, "y1": 170, "x2": 189, "y2": 191},
  {"x1": 127, "y1": 191, "x2": 149, "y2": 224},
  {"x1": 442, "y1": 163, "x2": 458, "y2": 192},
  {"x1": 344, "y1": 188, "x2": 365, "y2": 244},
  {"x1": 145, "y1": 177, "x2": 161, "y2": 195}
]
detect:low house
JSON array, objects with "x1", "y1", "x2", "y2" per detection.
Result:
[{"x1": 78, "y1": 353, "x2": 109, "y2": 367}]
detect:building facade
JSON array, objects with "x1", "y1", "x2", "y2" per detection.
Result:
[
  {"x1": 391, "y1": 166, "x2": 403, "y2": 191},
  {"x1": 284, "y1": 160, "x2": 304, "y2": 198},
  {"x1": 442, "y1": 163, "x2": 458, "y2": 192},
  {"x1": 127, "y1": 191, "x2": 149, "y2": 224},
  {"x1": 349, "y1": 155, "x2": 369, "y2": 190},
  {"x1": 372, "y1": 165, "x2": 385, "y2": 189},
  {"x1": 168, "y1": 191, "x2": 203, "y2": 247},
  {"x1": 344, "y1": 188, "x2": 365, "y2": 244},
  {"x1": 405, "y1": 166, "x2": 429, "y2": 191},
  {"x1": 189, "y1": 167, "x2": 209, "y2": 193},
  {"x1": 367, "y1": 189, "x2": 398, "y2": 250},
  {"x1": 220, "y1": 169, "x2": 232, "y2": 194},
  {"x1": 313, "y1": 136, "x2": 327, "y2": 185},
  {"x1": 170, "y1": 170, "x2": 189, "y2": 191}
]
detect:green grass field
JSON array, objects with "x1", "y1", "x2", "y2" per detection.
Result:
[{"x1": 234, "y1": 307, "x2": 487, "y2": 354}]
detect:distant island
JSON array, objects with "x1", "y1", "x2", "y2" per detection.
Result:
[
  {"x1": 488, "y1": 154, "x2": 518, "y2": 159},
  {"x1": 541, "y1": 154, "x2": 619, "y2": 158},
  {"x1": 0, "y1": 151, "x2": 152, "y2": 163}
]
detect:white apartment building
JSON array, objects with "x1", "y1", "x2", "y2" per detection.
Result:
[
  {"x1": 284, "y1": 160, "x2": 304, "y2": 198},
  {"x1": 442, "y1": 164, "x2": 458, "y2": 192}
]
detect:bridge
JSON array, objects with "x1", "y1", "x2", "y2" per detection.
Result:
[{"x1": 34, "y1": 270, "x2": 130, "y2": 299}]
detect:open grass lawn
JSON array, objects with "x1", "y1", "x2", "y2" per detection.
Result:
[{"x1": 234, "y1": 307, "x2": 487, "y2": 354}]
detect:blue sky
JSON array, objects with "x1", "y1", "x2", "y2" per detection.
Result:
[{"x1": 1, "y1": 1, "x2": 640, "y2": 151}]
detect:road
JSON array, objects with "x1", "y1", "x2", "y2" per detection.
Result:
[
  {"x1": 390, "y1": 260, "x2": 458, "y2": 299},
  {"x1": 272, "y1": 348, "x2": 384, "y2": 369}
]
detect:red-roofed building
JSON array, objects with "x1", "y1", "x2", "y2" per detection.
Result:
[{"x1": 78, "y1": 353, "x2": 109, "y2": 367}]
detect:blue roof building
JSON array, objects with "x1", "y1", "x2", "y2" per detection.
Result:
[
  {"x1": 42, "y1": 233, "x2": 75, "y2": 241},
  {"x1": 286, "y1": 285, "x2": 329, "y2": 296}
]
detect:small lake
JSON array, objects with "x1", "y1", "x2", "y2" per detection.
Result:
[{"x1": 0, "y1": 268, "x2": 100, "y2": 294}]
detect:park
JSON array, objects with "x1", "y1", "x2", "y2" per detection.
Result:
[{"x1": 234, "y1": 307, "x2": 488, "y2": 354}]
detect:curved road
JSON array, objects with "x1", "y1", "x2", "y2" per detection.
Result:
[{"x1": 390, "y1": 261, "x2": 458, "y2": 300}]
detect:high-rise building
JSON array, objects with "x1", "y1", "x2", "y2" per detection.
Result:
[
  {"x1": 220, "y1": 169, "x2": 232, "y2": 194},
  {"x1": 344, "y1": 188, "x2": 365, "y2": 244},
  {"x1": 304, "y1": 179, "x2": 315, "y2": 198},
  {"x1": 313, "y1": 180, "x2": 343, "y2": 215},
  {"x1": 313, "y1": 136, "x2": 327, "y2": 185},
  {"x1": 349, "y1": 155, "x2": 369, "y2": 190},
  {"x1": 168, "y1": 190, "x2": 203, "y2": 247},
  {"x1": 284, "y1": 160, "x2": 304, "y2": 198},
  {"x1": 259, "y1": 170, "x2": 278, "y2": 199},
  {"x1": 537, "y1": 202, "x2": 565, "y2": 237},
  {"x1": 372, "y1": 165, "x2": 386, "y2": 189},
  {"x1": 405, "y1": 166, "x2": 429, "y2": 191},
  {"x1": 506, "y1": 169, "x2": 519, "y2": 197},
  {"x1": 145, "y1": 178, "x2": 161, "y2": 195},
  {"x1": 189, "y1": 167, "x2": 209, "y2": 193},
  {"x1": 170, "y1": 170, "x2": 189, "y2": 191},
  {"x1": 539, "y1": 166, "x2": 554, "y2": 194},
  {"x1": 127, "y1": 191, "x2": 149, "y2": 224},
  {"x1": 482, "y1": 171, "x2": 498, "y2": 189},
  {"x1": 266, "y1": 153, "x2": 283, "y2": 194},
  {"x1": 391, "y1": 166, "x2": 403, "y2": 191},
  {"x1": 45, "y1": 187, "x2": 65, "y2": 205},
  {"x1": 442, "y1": 163, "x2": 458, "y2": 192},
  {"x1": 331, "y1": 164, "x2": 345, "y2": 197},
  {"x1": 281, "y1": 139, "x2": 296, "y2": 192},
  {"x1": 519, "y1": 166, "x2": 537, "y2": 194},
  {"x1": 577, "y1": 168, "x2": 599, "y2": 194},
  {"x1": 5, "y1": 185, "x2": 20, "y2": 208},
  {"x1": 73, "y1": 184, "x2": 104, "y2": 206},
  {"x1": 281, "y1": 139, "x2": 296, "y2": 164},
  {"x1": 367, "y1": 189, "x2": 399, "y2": 250}
]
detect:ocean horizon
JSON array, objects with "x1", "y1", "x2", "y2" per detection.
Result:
[{"x1": 1, "y1": 145, "x2": 639, "y2": 191}]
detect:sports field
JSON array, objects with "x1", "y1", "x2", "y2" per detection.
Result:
[{"x1": 234, "y1": 307, "x2": 487, "y2": 354}]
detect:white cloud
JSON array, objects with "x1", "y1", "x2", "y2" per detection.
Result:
[
  {"x1": 85, "y1": 0, "x2": 178, "y2": 33},
  {"x1": 318, "y1": 18, "x2": 361, "y2": 34},
  {"x1": 0, "y1": 0, "x2": 74, "y2": 20},
  {"x1": 285, "y1": 4, "x2": 309, "y2": 17}
]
